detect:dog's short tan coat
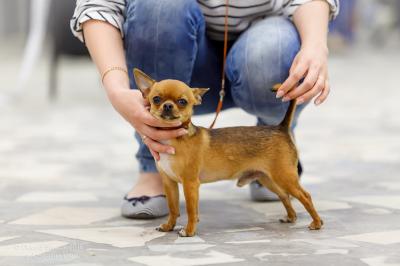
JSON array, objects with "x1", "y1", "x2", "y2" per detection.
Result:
[{"x1": 134, "y1": 68, "x2": 323, "y2": 237}]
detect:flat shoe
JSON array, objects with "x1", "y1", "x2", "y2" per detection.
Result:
[{"x1": 121, "y1": 194, "x2": 168, "y2": 219}]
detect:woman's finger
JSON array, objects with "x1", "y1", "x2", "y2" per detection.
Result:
[
  {"x1": 297, "y1": 75, "x2": 325, "y2": 104},
  {"x1": 315, "y1": 79, "x2": 330, "y2": 105},
  {"x1": 284, "y1": 65, "x2": 320, "y2": 100},
  {"x1": 277, "y1": 62, "x2": 308, "y2": 97},
  {"x1": 142, "y1": 136, "x2": 175, "y2": 155},
  {"x1": 287, "y1": 55, "x2": 300, "y2": 77},
  {"x1": 141, "y1": 124, "x2": 187, "y2": 141},
  {"x1": 149, "y1": 148, "x2": 160, "y2": 161},
  {"x1": 283, "y1": 65, "x2": 320, "y2": 101}
]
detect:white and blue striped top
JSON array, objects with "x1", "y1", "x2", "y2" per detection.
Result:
[{"x1": 71, "y1": 0, "x2": 339, "y2": 42}]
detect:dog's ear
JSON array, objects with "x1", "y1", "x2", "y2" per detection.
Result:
[
  {"x1": 192, "y1": 88, "x2": 209, "y2": 105},
  {"x1": 133, "y1": 68, "x2": 156, "y2": 97}
]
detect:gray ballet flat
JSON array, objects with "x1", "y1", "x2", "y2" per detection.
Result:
[
  {"x1": 250, "y1": 161, "x2": 303, "y2": 202},
  {"x1": 249, "y1": 181, "x2": 280, "y2": 201},
  {"x1": 121, "y1": 194, "x2": 168, "y2": 219}
]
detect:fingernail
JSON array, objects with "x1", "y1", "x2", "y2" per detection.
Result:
[
  {"x1": 282, "y1": 97, "x2": 290, "y2": 102},
  {"x1": 315, "y1": 99, "x2": 321, "y2": 105},
  {"x1": 297, "y1": 98, "x2": 304, "y2": 105},
  {"x1": 276, "y1": 90, "x2": 284, "y2": 98},
  {"x1": 167, "y1": 148, "x2": 175, "y2": 155}
]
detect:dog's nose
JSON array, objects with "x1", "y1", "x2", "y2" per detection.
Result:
[{"x1": 163, "y1": 103, "x2": 173, "y2": 111}]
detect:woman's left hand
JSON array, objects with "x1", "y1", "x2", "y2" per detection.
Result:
[{"x1": 276, "y1": 44, "x2": 330, "y2": 105}]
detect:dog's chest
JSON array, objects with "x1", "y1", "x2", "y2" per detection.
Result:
[
  {"x1": 158, "y1": 154, "x2": 177, "y2": 178},
  {"x1": 157, "y1": 140, "x2": 180, "y2": 182}
]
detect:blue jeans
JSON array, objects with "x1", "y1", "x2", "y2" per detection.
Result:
[{"x1": 124, "y1": 0, "x2": 304, "y2": 173}]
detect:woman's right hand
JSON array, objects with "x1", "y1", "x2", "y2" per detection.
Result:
[
  {"x1": 82, "y1": 20, "x2": 186, "y2": 161},
  {"x1": 107, "y1": 88, "x2": 188, "y2": 161}
]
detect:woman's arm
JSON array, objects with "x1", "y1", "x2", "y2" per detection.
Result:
[
  {"x1": 83, "y1": 20, "x2": 129, "y2": 91},
  {"x1": 278, "y1": 0, "x2": 332, "y2": 105},
  {"x1": 82, "y1": 20, "x2": 187, "y2": 160}
]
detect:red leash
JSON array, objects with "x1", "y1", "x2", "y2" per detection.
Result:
[{"x1": 209, "y1": 0, "x2": 229, "y2": 129}]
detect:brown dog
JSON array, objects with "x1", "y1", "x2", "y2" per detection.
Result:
[{"x1": 133, "y1": 68, "x2": 323, "y2": 237}]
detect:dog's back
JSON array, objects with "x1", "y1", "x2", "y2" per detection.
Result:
[{"x1": 197, "y1": 99, "x2": 298, "y2": 183}]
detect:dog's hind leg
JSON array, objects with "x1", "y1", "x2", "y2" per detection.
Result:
[
  {"x1": 273, "y1": 171, "x2": 323, "y2": 230},
  {"x1": 289, "y1": 184, "x2": 323, "y2": 230},
  {"x1": 257, "y1": 176, "x2": 297, "y2": 223}
]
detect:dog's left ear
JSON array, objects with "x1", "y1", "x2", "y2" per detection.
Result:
[
  {"x1": 192, "y1": 88, "x2": 210, "y2": 105},
  {"x1": 133, "y1": 68, "x2": 156, "y2": 97}
]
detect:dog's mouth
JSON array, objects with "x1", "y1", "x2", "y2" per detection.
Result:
[
  {"x1": 150, "y1": 109, "x2": 181, "y2": 122},
  {"x1": 160, "y1": 113, "x2": 180, "y2": 121}
]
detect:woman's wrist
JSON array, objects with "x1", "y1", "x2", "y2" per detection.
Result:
[
  {"x1": 106, "y1": 86, "x2": 142, "y2": 110},
  {"x1": 301, "y1": 41, "x2": 329, "y2": 56},
  {"x1": 103, "y1": 68, "x2": 130, "y2": 88},
  {"x1": 103, "y1": 70, "x2": 131, "y2": 98}
]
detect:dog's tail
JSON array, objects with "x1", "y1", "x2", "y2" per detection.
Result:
[
  {"x1": 280, "y1": 99, "x2": 297, "y2": 132},
  {"x1": 271, "y1": 84, "x2": 297, "y2": 132}
]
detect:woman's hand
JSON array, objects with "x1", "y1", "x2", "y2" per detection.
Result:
[
  {"x1": 108, "y1": 88, "x2": 187, "y2": 161},
  {"x1": 277, "y1": 44, "x2": 330, "y2": 105},
  {"x1": 277, "y1": 0, "x2": 331, "y2": 106}
]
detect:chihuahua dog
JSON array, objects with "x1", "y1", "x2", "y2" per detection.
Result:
[{"x1": 133, "y1": 68, "x2": 323, "y2": 237}]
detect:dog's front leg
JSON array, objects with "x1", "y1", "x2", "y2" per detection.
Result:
[
  {"x1": 179, "y1": 177, "x2": 200, "y2": 237},
  {"x1": 156, "y1": 172, "x2": 179, "y2": 232}
]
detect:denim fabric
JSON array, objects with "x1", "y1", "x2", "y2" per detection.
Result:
[{"x1": 124, "y1": 0, "x2": 304, "y2": 173}]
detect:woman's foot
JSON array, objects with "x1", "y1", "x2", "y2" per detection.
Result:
[
  {"x1": 249, "y1": 181, "x2": 280, "y2": 201},
  {"x1": 121, "y1": 173, "x2": 169, "y2": 219},
  {"x1": 126, "y1": 172, "x2": 164, "y2": 198}
]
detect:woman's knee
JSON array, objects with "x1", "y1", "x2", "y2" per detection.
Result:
[
  {"x1": 124, "y1": 0, "x2": 204, "y2": 39},
  {"x1": 124, "y1": 0, "x2": 205, "y2": 87},
  {"x1": 226, "y1": 17, "x2": 301, "y2": 124}
]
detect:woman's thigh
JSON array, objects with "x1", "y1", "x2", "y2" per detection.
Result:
[
  {"x1": 123, "y1": 0, "x2": 234, "y2": 115},
  {"x1": 123, "y1": 0, "x2": 205, "y2": 87},
  {"x1": 226, "y1": 16, "x2": 303, "y2": 126}
]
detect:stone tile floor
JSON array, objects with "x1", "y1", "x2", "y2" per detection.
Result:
[{"x1": 1, "y1": 46, "x2": 400, "y2": 265}]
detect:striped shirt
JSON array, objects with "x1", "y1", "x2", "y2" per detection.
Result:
[{"x1": 71, "y1": 0, "x2": 339, "y2": 42}]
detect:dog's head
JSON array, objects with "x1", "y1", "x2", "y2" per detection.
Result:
[{"x1": 133, "y1": 68, "x2": 209, "y2": 124}]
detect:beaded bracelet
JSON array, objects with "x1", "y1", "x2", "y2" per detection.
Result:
[{"x1": 101, "y1": 66, "x2": 128, "y2": 84}]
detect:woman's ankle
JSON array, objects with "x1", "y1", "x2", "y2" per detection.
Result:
[{"x1": 126, "y1": 172, "x2": 164, "y2": 198}]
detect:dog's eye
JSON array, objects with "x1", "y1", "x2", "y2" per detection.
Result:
[
  {"x1": 152, "y1": 96, "x2": 161, "y2": 104},
  {"x1": 177, "y1": 99, "x2": 187, "y2": 106}
]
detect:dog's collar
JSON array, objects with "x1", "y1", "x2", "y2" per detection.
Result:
[
  {"x1": 181, "y1": 119, "x2": 191, "y2": 130},
  {"x1": 163, "y1": 119, "x2": 191, "y2": 130},
  {"x1": 165, "y1": 119, "x2": 196, "y2": 137}
]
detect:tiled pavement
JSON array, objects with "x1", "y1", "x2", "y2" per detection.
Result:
[{"x1": 1, "y1": 46, "x2": 400, "y2": 265}]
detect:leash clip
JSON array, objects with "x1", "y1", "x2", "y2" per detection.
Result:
[{"x1": 219, "y1": 89, "x2": 225, "y2": 101}]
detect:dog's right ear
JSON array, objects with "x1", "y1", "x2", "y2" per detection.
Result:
[{"x1": 133, "y1": 68, "x2": 156, "y2": 97}]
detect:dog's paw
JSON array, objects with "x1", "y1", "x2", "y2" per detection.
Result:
[
  {"x1": 156, "y1": 223, "x2": 174, "y2": 232},
  {"x1": 279, "y1": 216, "x2": 297, "y2": 223},
  {"x1": 178, "y1": 228, "x2": 196, "y2": 237},
  {"x1": 308, "y1": 220, "x2": 323, "y2": 230}
]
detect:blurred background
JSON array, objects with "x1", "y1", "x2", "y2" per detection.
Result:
[
  {"x1": 1, "y1": 0, "x2": 400, "y2": 202},
  {"x1": 1, "y1": 1, "x2": 400, "y2": 264}
]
